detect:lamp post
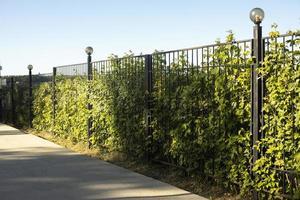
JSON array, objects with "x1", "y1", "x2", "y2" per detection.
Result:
[
  {"x1": 250, "y1": 7, "x2": 264, "y2": 200},
  {"x1": 28, "y1": 64, "x2": 33, "y2": 128},
  {"x1": 85, "y1": 46, "x2": 93, "y2": 148}
]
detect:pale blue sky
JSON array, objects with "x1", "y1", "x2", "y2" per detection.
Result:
[{"x1": 0, "y1": 0, "x2": 299, "y2": 75}]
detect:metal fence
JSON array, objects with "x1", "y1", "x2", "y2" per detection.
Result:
[
  {"x1": 50, "y1": 33, "x2": 299, "y2": 199},
  {"x1": 0, "y1": 73, "x2": 52, "y2": 127},
  {"x1": 151, "y1": 38, "x2": 252, "y2": 165},
  {"x1": 260, "y1": 34, "x2": 300, "y2": 199},
  {"x1": 1, "y1": 32, "x2": 299, "y2": 199}
]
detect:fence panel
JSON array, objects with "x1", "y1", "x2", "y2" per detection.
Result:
[
  {"x1": 51, "y1": 63, "x2": 88, "y2": 141},
  {"x1": 256, "y1": 34, "x2": 300, "y2": 199},
  {"x1": 151, "y1": 39, "x2": 253, "y2": 179},
  {"x1": 0, "y1": 74, "x2": 52, "y2": 127},
  {"x1": 90, "y1": 56, "x2": 147, "y2": 155}
]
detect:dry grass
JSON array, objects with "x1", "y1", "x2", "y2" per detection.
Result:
[{"x1": 28, "y1": 129, "x2": 241, "y2": 200}]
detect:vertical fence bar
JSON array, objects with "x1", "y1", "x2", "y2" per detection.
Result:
[
  {"x1": 145, "y1": 54, "x2": 153, "y2": 160},
  {"x1": 10, "y1": 77, "x2": 15, "y2": 125},
  {"x1": 87, "y1": 53, "x2": 93, "y2": 148},
  {"x1": 52, "y1": 67, "x2": 57, "y2": 127},
  {"x1": 251, "y1": 23, "x2": 264, "y2": 200}
]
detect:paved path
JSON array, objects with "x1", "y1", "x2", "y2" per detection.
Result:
[{"x1": 0, "y1": 124, "x2": 207, "y2": 200}]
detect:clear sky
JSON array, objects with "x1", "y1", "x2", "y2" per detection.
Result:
[{"x1": 0, "y1": 0, "x2": 299, "y2": 75}]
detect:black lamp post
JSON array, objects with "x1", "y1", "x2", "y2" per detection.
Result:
[
  {"x1": 85, "y1": 46, "x2": 93, "y2": 148},
  {"x1": 250, "y1": 7, "x2": 264, "y2": 200},
  {"x1": 28, "y1": 64, "x2": 33, "y2": 128}
]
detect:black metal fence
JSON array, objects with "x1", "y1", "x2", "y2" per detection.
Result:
[
  {"x1": 46, "y1": 33, "x2": 299, "y2": 198},
  {"x1": 259, "y1": 34, "x2": 300, "y2": 199},
  {"x1": 151, "y1": 38, "x2": 252, "y2": 167},
  {"x1": 0, "y1": 73, "x2": 52, "y2": 127},
  {"x1": 0, "y1": 32, "x2": 299, "y2": 199}
]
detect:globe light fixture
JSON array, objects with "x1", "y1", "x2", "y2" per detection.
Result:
[
  {"x1": 85, "y1": 46, "x2": 93, "y2": 55},
  {"x1": 27, "y1": 64, "x2": 33, "y2": 70},
  {"x1": 250, "y1": 8, "x2": 265, "y2": 24}
]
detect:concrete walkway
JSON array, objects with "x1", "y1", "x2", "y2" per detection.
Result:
[{"x1": 0, "y1": 124, "x2": 207, "y2": 200}]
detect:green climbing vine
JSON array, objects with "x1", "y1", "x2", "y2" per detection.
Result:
[
  {"x1": 253, "y1": 25, "x2": 300, "y2": 198},
  {"x1": 32, "y1": 26, "x2": 300, "y2": 199}
]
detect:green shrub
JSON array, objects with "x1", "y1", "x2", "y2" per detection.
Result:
[{"x1": 32, "y1": 27, "x2": 300, "y2": 198}]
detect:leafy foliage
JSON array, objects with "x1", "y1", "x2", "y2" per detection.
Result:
[
  {"x1": 89, "y1": 54, "x2": 146, "y2": 156},
  {"x1": 151, "y1": 32, "x2": 253, "y2": 194},
  {"x1": 253, "y1": 26, "x2": 300, "y2": 198},
  {"x1": 1, "y1": 75, "x2": 51, "y2": 127},
  {"x1": 32, "y1": 27, "x2": 300, "y2": 198},
  {"x1": 32, "y1": 82, "x2": 52, "y2": 130}
]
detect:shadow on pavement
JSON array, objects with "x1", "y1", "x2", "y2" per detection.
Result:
[{"x1": 0, "y1": 146, "x2": 204, "y2": 200}]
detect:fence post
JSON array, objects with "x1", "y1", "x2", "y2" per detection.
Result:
[
  {"x1": 28, "y1": 67, "x2": 33, "y2": 128},
  {"x1": 52, "y1": 67, "x2": 57, "y2": 127},
  {"x1": 10, "y1": 77, "x2": 15, "y2": 125},
  {"x1": 250, "y1": 11, "x2": 265, "y2": 200},
  {"x1": 86, "y1": 47, "x2": 93, "y2": 148},
  {"x1": 145, "y1": 54, "x2": 153, "y2": 160}
]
